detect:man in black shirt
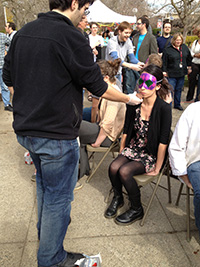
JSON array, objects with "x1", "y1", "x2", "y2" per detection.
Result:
[
  {"x1": 157, "y1": 20, "x2": 172, "y2": 56},
  {"x1": 3, "y1": 0, "x2": 141, "y2": 266}
]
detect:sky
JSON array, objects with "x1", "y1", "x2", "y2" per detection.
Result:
[{"x1": 147, "y1": 0, "x2": 171, "y2": 12}]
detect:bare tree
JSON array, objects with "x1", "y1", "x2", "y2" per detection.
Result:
[
  {"x1": 170, "y1": 0, "x2": 200, "y2": 38},
  {"x1": 153, "y1": 0, "x2": 200, "y2": 39},
  {"x1": 1, "y1": 0, "x2": 48, "y2": 29}
]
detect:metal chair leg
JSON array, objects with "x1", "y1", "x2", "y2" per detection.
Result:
[
  {"x1": 186, "y1": 186, "x2": 191, "y2": 242},
  {"x1": 140, "y1": 174, "x2": 162, "y2": 226},
  {"x1": 86, "y1": 148, "x2": 111, "y2": 183},
  {"x1": 167, "y1": 164, "x2": 172, "y2": 203},
  {"x1": 175, "y1": 183, "x2": 184, "y2": 206}
]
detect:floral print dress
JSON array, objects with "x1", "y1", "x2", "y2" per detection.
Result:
[{"x1": 121, "y1": 107, "x2": 156, "y2": 173}]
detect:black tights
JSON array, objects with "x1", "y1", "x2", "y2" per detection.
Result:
[{"x1": 109, "y1": 154, "x2": 145, "y2": 207}]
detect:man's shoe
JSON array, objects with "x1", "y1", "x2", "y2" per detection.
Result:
[
  {"x1": 174, "y1": 106, "x2": 183, "y2": 111},
  {"x1": 114, "y1": 206, "x2": 144, "y2": 226},
  {"x1": 74, "y1": 181, "x2": 83, "y2": 191},
  {"x1": 4, "y1": 104, "x2": 13, "y2": 112},
  {"x1": 59, "y1": 252, "x2": 84, "y2": 266},
  {"x1": 31, "y1": 170, "x2": 37, "y2": 182},
  {"x1": 104, "y1": 194, "x2": 124, "y2": 219}
]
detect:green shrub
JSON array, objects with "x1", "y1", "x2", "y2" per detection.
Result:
[
  {"x1": 152, "y1": 28, "x2": 161, "y2": 36},
  {"x1": 185, "y1": 35, "x2": 198, "y2": 46}
]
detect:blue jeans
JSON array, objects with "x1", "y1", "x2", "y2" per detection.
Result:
[
  {"x1": 116, "y1": 73, "x2": 122, "y2": 83},
  {"x1": 187, "y1": 161, "x2": 200, "y2": 234},
  {"x1": 168, "y1": 76, "x2": 185, "y2": 108},
  {"x1": 0, "y1": 68, "x2": 11, "y2": 107},
  {"x1": 124, "y1": 69, "x2": 140, "y2": 94},
  {"x1": 82, "y1": 107, "x2": 92, "y2": 122},
  {"x1": 17, "y1": 135, "x2": 79, "y2": 267}
]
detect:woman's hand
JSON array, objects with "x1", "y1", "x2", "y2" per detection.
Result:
[
  {"x1": 146, "y1": 169, "x2": 159, "y2": 176},
  {"x1": 91, "y1": 142, "x2": 100, "y2": 148},
  {"x1": 119, "y1": 134, "x2": 127, "y2": 153}
]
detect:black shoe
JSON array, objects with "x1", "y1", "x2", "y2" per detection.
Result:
[
  {"x1": 4, "y1": 104, "x2": 13, "y2": 112},
  {"x1": 174, "y1": 106, "x2": 183, "y2": 111},
  {"x1": 59, "y1": 252, "x2": 84, "y2": 266},
  {"x1": 186, "y1": 98, "x2": 193, "y2": 102},
  {"x1": 104, "y1": 194, "x2": 124, "y2": 219},
  {"x1": 115, "y1": 206, "x2": 144, "y2": 226}
]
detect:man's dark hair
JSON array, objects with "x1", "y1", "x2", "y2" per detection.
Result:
[
  {"x1": 163, "y1": 20, "x2": 172, "y2": 29},
  {"x1": 7, "y1": 22, "x2": 16, "y2": 31},
  {"x1": 139, "y1": 16, "x2": 149, "y2": 29},
  {"x1": 49, "y1": 0, "x2": 95, "y2": 11},
  {"x1": 90, "y1": 22, "x2": 98, "y2": 28}
]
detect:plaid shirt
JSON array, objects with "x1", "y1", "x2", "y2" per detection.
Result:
[{"x1": 0, "y1": 33, "x2": 10, "y2": 68}]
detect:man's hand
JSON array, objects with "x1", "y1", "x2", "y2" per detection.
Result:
[
  {"x1": 93, "y1": 48, "x2": 98, "y2": 56},
  {"x1": 129, "y1": 63, "x2": 143, "y2": 72},
  {"x1": 138, "y1": 62, "x2": 145, "y2": 67},
  {"x1": 194, "y1": 53, "x2": 200, "y2": 58},
  {"x1": 180, "y1": 175, "x2": 193, "y2": 189},
  {"x1": 127, "y1": 92, "x2": 143, "y2": 105},
  {"x1": 163, "y1": 72, "x2": 168, "y2": 77}
]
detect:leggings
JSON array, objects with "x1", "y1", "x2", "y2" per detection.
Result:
[{"x1": 109, "y1": 154, "x2": 145, "y2": 207}]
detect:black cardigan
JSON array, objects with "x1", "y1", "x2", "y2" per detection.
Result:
[{"x1": 124, "y1": 97, "x2": 172, "y2": 157}]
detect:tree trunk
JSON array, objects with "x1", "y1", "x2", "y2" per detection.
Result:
[{"x1": 183, "y1": 26, "x2": 188, "y2": 43}]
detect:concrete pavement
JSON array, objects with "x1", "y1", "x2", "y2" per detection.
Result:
[{"x1": 0, "y1": 90, "x2": 200, "y2": 267}]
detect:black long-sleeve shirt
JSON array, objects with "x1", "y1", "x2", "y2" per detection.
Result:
[{"x1": 3, "y1": 11, "x2": 107, "y2": 140}]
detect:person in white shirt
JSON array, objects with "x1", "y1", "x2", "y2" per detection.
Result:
[
  {"x1": 186, "y1": 25, "x2": 200, "y2": 101},
  {"x1": 89, "y1": 22, "x2": 104, "y2": 61},
  {"x1": 169, "y1": 102, "x2": 200, "y2": 237},
  {"x1": 106, "y1": 21, "x2": 144, "y2": 85}
]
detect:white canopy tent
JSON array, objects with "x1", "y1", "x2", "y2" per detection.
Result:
[{"x1": 87, "y1": 0, "x2": 137, "y2": 24}]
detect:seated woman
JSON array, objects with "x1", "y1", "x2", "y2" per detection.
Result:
[
  {"x1": 105, "y1": 64, "x2": 172, "y2": 225},
  {"x1": 79, "y1": 59, "x2": 126, "y2": 179}
]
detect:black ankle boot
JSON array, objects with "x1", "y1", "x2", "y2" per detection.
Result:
[
  {"x1": 114, "y1": 205, "x2": 144, "y2": 225},
  {"x1": 104, "y1": 189, "x2": 124, "y2": 219}
]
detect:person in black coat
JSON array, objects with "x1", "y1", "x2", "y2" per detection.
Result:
[
  {"x1": 162, "y1": 33, "x2": 192, "y2": 110},
  {"x1": 104, "y1": 64, "x2": 172, "y2": 225}
]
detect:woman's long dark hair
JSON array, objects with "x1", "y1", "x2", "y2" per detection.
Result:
[{"x1": 141, "y1": 64, "x2": 173, "y2": 100}]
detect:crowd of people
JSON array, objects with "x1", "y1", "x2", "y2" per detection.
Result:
[{"x1": 1, "y1": 0, "x2": 200, "y2": 266}]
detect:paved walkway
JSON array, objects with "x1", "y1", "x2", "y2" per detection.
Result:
[{"x1": 0, "y1": 90, "x2": 200, "y2": 267}]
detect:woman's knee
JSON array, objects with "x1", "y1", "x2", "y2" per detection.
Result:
[
  {"x1": 118, "y1": 165, "x2": 132, "y2": 181},
  {"x1": 109, "y1": 160, "x2": 120, "y2": 175},
  {"x1": 109, "y1": 156, "x2": 125, "y2": 175}
]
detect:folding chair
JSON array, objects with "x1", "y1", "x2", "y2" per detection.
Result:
[
  {"x1": 86, "y1": 130, "x2": 122, "y2": 183},
  {"x1": 175, "y1": 183, "x2": 194, "y2": 241},
  {"x1": 132, "y1": 129, "x2": 174, "y2": 226},
  {"x1": 133, "y1": 155, "x2": 171, "y2": 226}
]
